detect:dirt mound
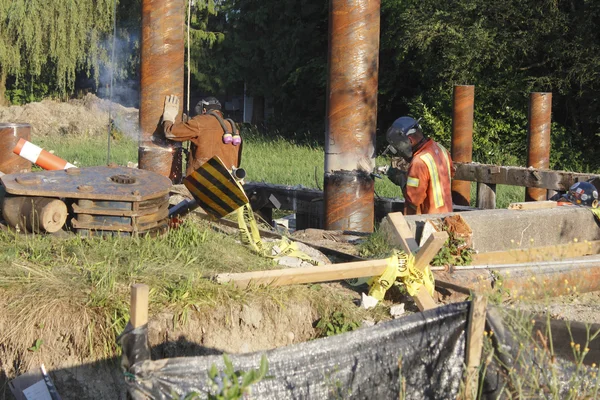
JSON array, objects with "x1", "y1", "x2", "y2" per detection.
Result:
[{"x1": 0, "y1": 94, "x2": 138, "y2": 139}]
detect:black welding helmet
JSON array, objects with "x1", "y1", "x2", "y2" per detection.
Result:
[
  {"x1": 564, "y1": 181, "x2": 599, "y2": 208},
  {"x1": 194, "y1": 97, "x2": 222, "y2": 115},
  {"x1": 385, "y1": 116, "x2": 422, "y2": 161}
]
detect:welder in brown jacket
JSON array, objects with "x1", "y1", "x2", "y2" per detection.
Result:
[
  {"x1": 385, "y1": 116, "x2": 454, "y2": 215},
  {"x1": 161, "y1": 95, "x2": 241, "y2": 176}
]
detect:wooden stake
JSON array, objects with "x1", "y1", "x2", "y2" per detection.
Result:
[
  {"x1": 130, "y1": 284, "x2": 149, "y2": 328},
  {"x1": 464, "y1": 293, "x2": 488, "y2": 400}
]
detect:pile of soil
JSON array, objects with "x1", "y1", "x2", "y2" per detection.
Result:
[{"x1": 0, "y1": 94, "x2": 138, "y2": 139}]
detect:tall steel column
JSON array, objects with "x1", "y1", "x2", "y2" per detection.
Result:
[
  {"x1": 526, "y1": 92, "x2": 552, "y2": 202},
  {"x1": 450, "y1": 85, "x2": 475, "y2": 206},
  {"x1": 324, "y1": 0, "x2": 380, "y2": 232},
  {"x1": 139, "y1": 0, "x2": 185, "y2": 181}
]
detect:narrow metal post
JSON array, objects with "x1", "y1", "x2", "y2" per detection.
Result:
[
  {"x1": 526, "y1": 92, "x2": 552, "y2": 201},
  {"x1": 139, "y1": 0, "x2": 185, "y2": 182},
  {"x1": 451, "y1": 85, "x2": 475, "y2": 206},
  {"x1": 324, "y1": 0, "x2": 380, "y2": 232}
]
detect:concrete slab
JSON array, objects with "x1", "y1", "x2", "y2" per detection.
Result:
[{"x1": 382, "y1": 207, "x2": 600, "y2": 253}]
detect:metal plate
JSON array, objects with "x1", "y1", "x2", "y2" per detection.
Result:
[{"x1": 1, "y1": 166, "x2": 172, "y2": 201}]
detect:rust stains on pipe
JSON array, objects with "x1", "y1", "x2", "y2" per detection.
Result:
[
  {"x1": 324, "y1": 170, "x2": 374, "y2": 231},
  {"x1": 139, "y1": 0, "x2": 184, "y2": 182},
  {"x1": 324, "y1": 0, "x2": 380, "y2": 232},
  {"x1": 0, "y1": 123, "x2": 32, "y2": 174},
  {"x1": 526, "y1": 92, "x2": 552, "y2": 202},
  {"x1": 450, "y1": 85, "x2": 474, "y2": 206}
]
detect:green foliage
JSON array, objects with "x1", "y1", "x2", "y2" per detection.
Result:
[
  {"x1": 431, "y1": 230, "x2": 473, "y2": 267},
  {"x1": 27, "y1": 338, "x2": 43, "y2": 352},
  {"x1": 173, "y1": 355, "x2": 269, "y2": 400},
  {"x1": 316, "y1": 312, "x2": 360, "y2": 337},
  {"x1": 358, "y1": 230, "x2": 393, "y2": 259},
  {"x1": 206, "y1": 354, "x2": 269, "y2": 400},
  {"x1": 0, "y1": 0, "x2": 114, "y2": 95}
]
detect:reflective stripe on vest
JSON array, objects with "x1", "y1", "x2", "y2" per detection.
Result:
[
  {"x1": 407, "y1": 177, "x2": 420, "y2": 187},
  {"x1": 419, "y1": 152, "x2": 444, "y2": 209},
  {"x1": 438, "y1": 144, "x2": 451, "y2": 181}
]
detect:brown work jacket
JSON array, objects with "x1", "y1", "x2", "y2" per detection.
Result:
[
  {"x1": 164, "y1": 111, "x2": 241, "y2": 176},
  {"x1": 404, "y1": 138, "x2": 454, "y2": 215}
]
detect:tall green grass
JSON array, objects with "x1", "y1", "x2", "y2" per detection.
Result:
[{"x1": 35, "y1": 132, "x2": 527, "y2": 208}]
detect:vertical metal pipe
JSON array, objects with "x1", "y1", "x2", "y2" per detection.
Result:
[
  {"x1": 526, "y1": 92, "x2": 552, "y2": 202},
  {"x1": 450, "y1": 85, "x2": 474, "y2": 206},
  {"x1": 139, "y1": 0, "x2": 185, "y2": 182},
  {"x1": 324, "y1": 0, "x2": 380, "y2": 232},
  {"x1": 0, "y1": 123, "x2": 32, "y2": 174}
]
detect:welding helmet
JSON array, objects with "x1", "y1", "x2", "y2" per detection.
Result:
[
  {"x1": 194, "y1": 97, "x2": 221, "y2": 115},
  {"x1": 564, "y1": 181, "x2": 599, "y2": 208},
  {"x1": 385, "y1": 116, "x2": 422, "y2": 161}
]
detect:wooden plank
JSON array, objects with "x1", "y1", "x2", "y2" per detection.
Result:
[
  {"x1": 130, "y1": 284, "x2": 149, "y2": 328},
  {"x1": 464, "y1": 293, "x2": 488, "y2": 400},
  {"x1": 414, "y1": 231, "x2": 449, "y2": 271},
  {"x1": 454, "y1": 162, "x2": 600, "y2": 191},
  {"x1": 508, "y1": 200, "x2": 558, "y2": 210},
  {"x1": 381, "y1": 212, "x2": 420, "y2": 253},
  {"x1": 472, "y1": 240, "x2": 600, "y2": 265},
  {"x1": 216, "y1": 259, "x2": 390, "y2": 289},
  {"x1": 476, "y1": 182, "x2": 496, "y2": 209}
]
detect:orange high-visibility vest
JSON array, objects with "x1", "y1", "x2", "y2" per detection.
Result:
[{"x1": 405, "y1": 139, "x2": 454, "y2": 215}]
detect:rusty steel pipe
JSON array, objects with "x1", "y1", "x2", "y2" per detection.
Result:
[
  {"x1": 526, "y1": 92, "x2": 552, "y2": 202},
  {"x1": 324, "y1": 0, "x2": 380, "y2": 232},
  {"x1": 450, "y1": 85, "x2": 474, "y2": 206},
  {"x1": 139, "y1": 0, "x2": 185, "y2": 182},
  {"x1": 0, "y1": 123, "x2": 32, "y2": 174}
]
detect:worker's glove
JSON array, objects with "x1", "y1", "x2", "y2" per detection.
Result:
[
  {"x1": 162, "y1": 95, "x2": 180, "y2": 123},
  {"x1": 387, "y1": 167, "x2": 407, "y2": 188}
]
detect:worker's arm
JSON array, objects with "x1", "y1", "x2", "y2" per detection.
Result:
[
  {"x1": 404, "y1": 160, "x2": 429, "y2": 215},
  {"x1": 163, "y1": 120, "x2": 200, "y2": 142},
  {"x1": 161, "y1": 94, "x2": 198, "y2": 142}
]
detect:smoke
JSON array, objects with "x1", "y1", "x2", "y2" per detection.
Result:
[
  {"x1": 97, "y1": 33, "x2": 140, "y2": 109},
  {"x1": 94, "y1": 31, "x2": 141, "y2": 141}
]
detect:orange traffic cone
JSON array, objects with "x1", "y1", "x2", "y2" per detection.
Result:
[{"x1": 13, "y1": 138, "x2": 76, "y2": 170}]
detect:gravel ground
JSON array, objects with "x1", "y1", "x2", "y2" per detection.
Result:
[{"x1": 517, "y1": 290, "x2": 600, "y2": 325}]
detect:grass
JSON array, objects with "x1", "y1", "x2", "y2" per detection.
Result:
[
  {"x1": 6, "y1": 128, "x2": 595, "y2": 398},
  {"x1": 35, "y1": 131, "x2": 527, "y2": 208}
]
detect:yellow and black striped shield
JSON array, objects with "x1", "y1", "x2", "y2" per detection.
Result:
[{"x1": 183, "y1": 156, "x2": 248, "y2": 218}]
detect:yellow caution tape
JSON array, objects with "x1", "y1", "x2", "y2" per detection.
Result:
[
  {"x1": 236, "y1": 202, "x2": 323, "y2": 266},
  {"x1": 592, "y1": 208, "x2": 600, "y2": 221},
  {"x1": 368, "y1": 250, "x2": 435, "y2": 301}
]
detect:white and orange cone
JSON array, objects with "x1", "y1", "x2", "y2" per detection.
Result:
[{"x1": 13, "y1": 138, "x2": 76, "y2": 170}]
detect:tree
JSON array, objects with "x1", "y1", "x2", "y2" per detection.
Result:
[
  {"x1": 0, "y1": 0, "x2": 115, "y2": 103},
  {"x1": 218, "y1": 0, "x2": 328, "y2": 134},
  {"x1": 379, "y1": 0, "x2": 600, "y2": 170}
]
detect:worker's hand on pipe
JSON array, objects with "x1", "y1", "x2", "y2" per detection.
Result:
[
  {"x1": 387, "y1": 167, "x2": 407, "y2": 188},
  {"x1": 162, "y1": 95, "x2": 180, "y2": 123}
]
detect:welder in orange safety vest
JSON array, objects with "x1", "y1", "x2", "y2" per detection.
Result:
[{"x1": 384, "y1": 116, "x2": 454, "y2": 215}]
